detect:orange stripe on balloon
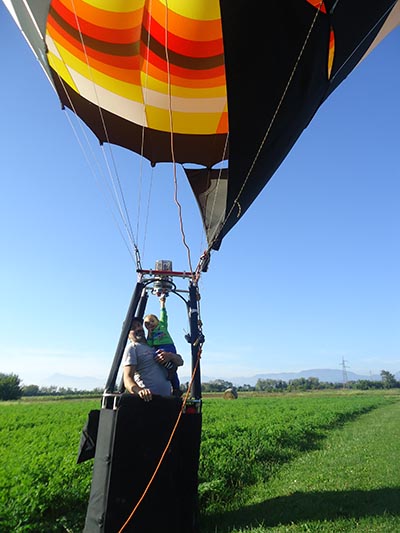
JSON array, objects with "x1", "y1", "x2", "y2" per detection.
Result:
[
  {"x1": 216, "y1": 110, "x2": 228, "y2": 134},
  {"x1": 145, "y1": 12, "x2": 224, "y2": 58},
  {"x1": 51, "y1": 0, "x2": 142, "y2": 45},
  {"x1": 143, "y1": 59, "x2": 226, "y2": 89},
  {"x1": 327, "y1": 27, "x2": 335, "y2": 78},
  {"x1": 147, "y1": 1, "x2": 223, "y2": 41},
  {"x1": 48, "y1": 15, "x2": 225, "y2": 86},
  {"x1": 55, "y1": 0, "x2": 144, "y2": 30},
  {"x1": 144, "y1": 47, "x2": 226, "y2": 80},
  {"x1": 48, "y1": 18, "x2": 142, "y2": 83},
  {"x1": 306, "y1": 0, "x2": 327, "y2": 14}
]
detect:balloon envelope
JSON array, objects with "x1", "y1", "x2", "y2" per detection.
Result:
[{"x1": 4, "y1": 0, "x2": 400, "y2": 250}]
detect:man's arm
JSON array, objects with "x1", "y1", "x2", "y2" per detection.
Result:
[
  {"x1": 123, "y1": 365, "x2": 152, "y2": 401},
  {"x1": 171, "y1": 352, "x2": 183, "y2": 367},
  {"x1": 123, "y1": 364, "x2": 139, "y2": 394}
]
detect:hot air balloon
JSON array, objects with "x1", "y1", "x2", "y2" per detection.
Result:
[
  {"x1": 4, "y1": 0, "x2": 399, "y2": 250},
  {"x1": 2, "y1": 1, "x2": 400, "y2": 531}
]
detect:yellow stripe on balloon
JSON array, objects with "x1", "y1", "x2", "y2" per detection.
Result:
[
  {"x1": 146, "y1": 105, "x2": 224, "y2": 134},
  {"x1": 50, "y1": 40, "x2": 144, "y2": 101},
  {"x1": 159, "y1": 0, "x2": 221, "y2": 21},
  {"x1": 79, "y1": 0, "x2": 145, "y2": 14},
  {"x1": 141, "y1": 72, "x2": 227, "y2": 100}
]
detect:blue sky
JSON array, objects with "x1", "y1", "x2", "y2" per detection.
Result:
[{"x1": 1, "y1": 4, "x2": 399, "y2": 387}]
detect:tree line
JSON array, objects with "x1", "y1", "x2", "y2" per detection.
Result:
[
  {"x1": 0, "y1": 373, "x2": 103, "y2": 400},
  {"x1": 1, "y1": 370, "x2": 399, "y2": 401},
  {"x1": 198, "y1": 371, "x2": 399, "y2": 393}
]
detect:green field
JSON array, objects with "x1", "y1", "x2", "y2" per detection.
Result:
[{"x1": 1, "y1": 391, "x2": 399, "y2": 532}]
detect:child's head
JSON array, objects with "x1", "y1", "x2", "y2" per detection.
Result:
[{"x1": 144, "y1": 314, "x2": 159, "y2": 331}]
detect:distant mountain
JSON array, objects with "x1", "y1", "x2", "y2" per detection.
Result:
[
  {"x1": 39, "y1": 369, "x2": 399, "y2": 390},
  {"x1": 42, "y1": 373, "x2": 105, "y2": 390}
]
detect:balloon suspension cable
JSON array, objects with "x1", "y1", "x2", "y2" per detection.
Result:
[
  {"x1": 140, "y1": 165, "x2": 155, "y2": 262},
  {"x1": 134, "y1": 0, "x2": 154, "y2": 255},
  {"x1": 163, "y1": 0, "x2": 194, "y2": 275},
  {"x1": 67, "y1": 0, "x2": 137, "y2": 256},
  {"x1": 207, "y1": 1, "x2": 324, "y2": 252},
  {"x1": 134, "y1": 245, "x2": 142, "y2": 272},
  {"x1": 193, "y1": 249, "x2": 211, "y2": 282},
  {"x1": 172, "y1": 162, "x2": 194, "y2": 274},
  {"x1": 206, "y1": 133, "x2": 230, "y2": 246},
  {"x1": 56, "y1": 76, "x2": 138, "y2": 264},
  {"x1": 329, "y1": 1, "x2": 398, "y2": 84}
]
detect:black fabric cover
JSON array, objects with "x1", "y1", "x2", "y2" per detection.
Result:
[
  {"x1": 215, "y1": 0, "x2": 396, "y2": 247},
  {"x1": 83, "y1": 394, "x2": 201, "y2": 532},
  {"x1": 77, "y1": 409, "x2": 100, "y2": 464}
]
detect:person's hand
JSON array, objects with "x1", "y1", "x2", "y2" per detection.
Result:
[
  {"x1": 155, "y1": 350, "x2": 172, "y2": 364},
  {"x1": 137, "y1": 388, "x2": 152, "y2": 401}
]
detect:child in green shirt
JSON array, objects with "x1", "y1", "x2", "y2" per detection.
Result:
[{"x1": 144, "y1": 296, "x2": 181, "y2": 396}]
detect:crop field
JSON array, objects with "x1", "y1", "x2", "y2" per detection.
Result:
[{"x1": 0, "y1": 391, "x2": 399, "y2": 532}]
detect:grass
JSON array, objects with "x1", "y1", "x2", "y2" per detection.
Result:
[
  {"x1": 201, "y1": 397, "x2": 400, "y2": 532},
  {"x1": 1, "y1": 391, "x2": 399, "y2": 531}
]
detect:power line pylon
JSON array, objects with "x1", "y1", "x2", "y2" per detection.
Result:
[{"x1": 341, "y1": 357, "x2": 349, "y2": 389}]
